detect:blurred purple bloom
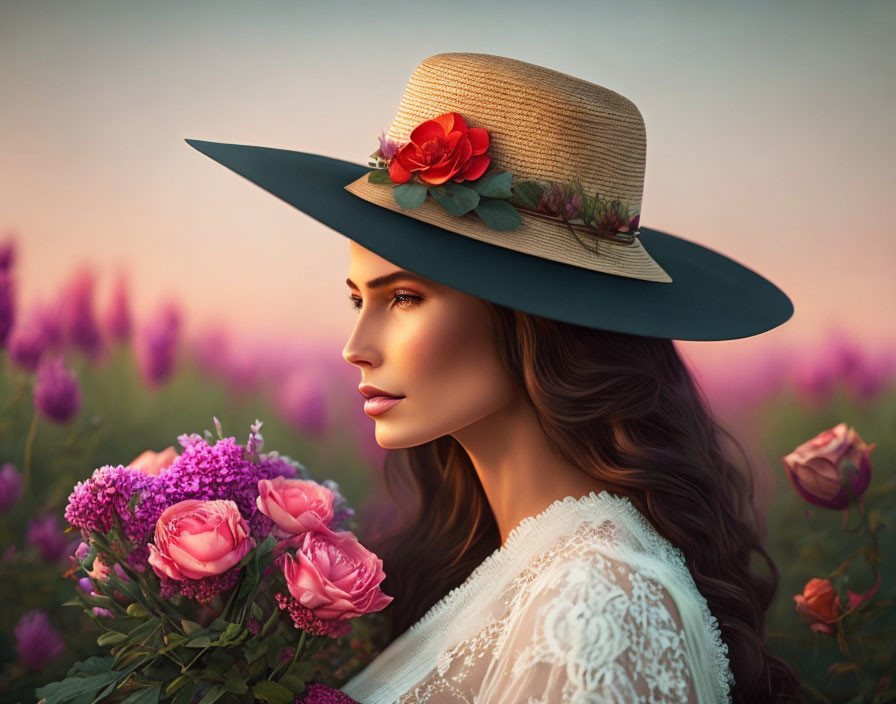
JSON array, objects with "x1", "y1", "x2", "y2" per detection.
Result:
[
  {"x1": 60, "y1": 269, "x2": 104, "y2": 361},
  {"x1": 275, "y1": 369, "x2": 329, "y2": 435},
  {"x1": 78, "y1": 577, "x2": 93, "y2": 592},
  {"x1": 14, "y1": 609, "x2": 64, "y2": 671},
  {"x1": 102, "y1": 273, "x2": 132, "y2": 343},
  {"x1": 33, "y1": 299, "x2": 65, "y2": 351},
  {"x1": 8, "y1": 320, "x2": 47, "y2": 372},
  {"x1": 27, "y1": 514, "x2": 72, "y2": 562},
  {"x1": 0, "y1": 269, "x2": 15, "y2": 348},
  {"x1": 136, "y1": 302, "x2": 181, "y2": 388},
  {"x1": 0, "y1": 462, "x2": 23, "y2": 513},
  {"x1": 0, "y1": 235, "x2": 15, "y2": 272},
  {"x1": 33, "y1": 353, "x2": 82, "y2": 423}
]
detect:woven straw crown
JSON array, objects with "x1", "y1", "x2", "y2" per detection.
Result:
[{"x1": 344, "y1": 52, "x2": 673, "y2": 283}]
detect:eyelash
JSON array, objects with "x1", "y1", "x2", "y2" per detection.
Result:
[{"x1": 348, "y1": 291, "x2": 422, "y2": 311}]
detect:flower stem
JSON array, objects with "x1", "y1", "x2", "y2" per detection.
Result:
[{"x1": 21, "y1": 410, "x2": 39, "y2": 494}]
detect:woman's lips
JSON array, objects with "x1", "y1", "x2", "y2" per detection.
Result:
[{"x1": 363, "y1": 395, "x2": 405, "y2": 416}]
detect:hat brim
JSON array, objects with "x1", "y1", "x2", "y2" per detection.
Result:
[{"x1": 185, "y1": 139, "x2": 793, "y2": 341}]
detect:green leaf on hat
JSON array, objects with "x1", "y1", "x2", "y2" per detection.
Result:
[
  {"x1": 367, "y1": 168, "x2": 393, "y2": 185},
  {"x1": 474, "y1": 198, "x2": 523, "y2": 230},
  {"x1": 428, "y1": 182, "x2": 480, "y2": 216},
  {"x1": 393, "y1": 182, "x2": 428, "y2": 209},
  {"x1": 508, "y1": 180, "x2": 544, "y2": 210},
  {"x1": 470, "y1": 170, "x2": 513, "y2": 199}
]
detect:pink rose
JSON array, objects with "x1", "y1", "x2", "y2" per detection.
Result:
[
  {"x1": 147, "y1": 499, "x2": 254, "y2": 580},
  {"x1": 129, "y1": 446, "x2": 180, "y2": 476},
  {"x1": 781, "y1": 422, "x2": 876, "y2": 510},
  {"x1": 280, "y1": 529, "x2": 393, "y2": 620},
  {"x1": 256, "y1": 477, "x2": 335, "y2": 535}
]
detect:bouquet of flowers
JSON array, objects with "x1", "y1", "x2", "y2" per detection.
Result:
[{"x1": 35, "y1": 418, "x2": 389, "y2": 704}]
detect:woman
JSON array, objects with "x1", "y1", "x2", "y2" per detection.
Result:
[{"x1": 187, "y1": 52, "x2": 803, "y2": 702}]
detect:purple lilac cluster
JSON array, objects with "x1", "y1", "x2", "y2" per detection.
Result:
[
  {"x1": 158, "y1": 568, "x2": 241, "y2": 605},
  {"x1": 298, "y1": 682, "x2": 359, "y2": 704},
  {"x1": 274, "y1": 591, "x2": 351, "y2": 639},
  {"x1": 64, "y1": 465, "x2": 152, "y2": 536}
]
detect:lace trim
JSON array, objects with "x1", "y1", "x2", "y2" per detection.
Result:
[{"x1": 349, "y1": 490, "x2": 734, "y2": 702}]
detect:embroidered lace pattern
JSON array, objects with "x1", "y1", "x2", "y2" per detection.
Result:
[{"x1": 340, "y1": 491, "x2": 735, "y2": 703}]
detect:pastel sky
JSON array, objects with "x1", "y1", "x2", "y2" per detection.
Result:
[{"x1": 2, "y1": 0, "x2": 894, "y2": 375}]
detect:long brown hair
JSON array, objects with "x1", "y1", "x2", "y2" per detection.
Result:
[{"x1": 363, "y1": 301, "x2": 803, "y2": 703}]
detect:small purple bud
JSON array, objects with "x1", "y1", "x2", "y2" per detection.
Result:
[
  {"x1": 14, "y1": 609, "x2": 64, "y2": 671},
  {"x1": 378, "y1": 130, "x2": 401, "y2": 160},
  {"x1": 92, "y1": 607, "x2": 114, "y2": 618},
  {"x1": 0, "y1": 463, "x2": 24, "y2": 513},
  {"x1": 78, "y1": 577, "x2": 94, "y2": 592},
  {"x1": 75, "y1": 541, "x2": 90, "y2": 561},
  {"x1": 33, "y1": 353, "x2": 82, "y2": 423}
]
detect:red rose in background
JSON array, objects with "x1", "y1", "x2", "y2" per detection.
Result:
[
  {"x1": 388, "y1": 112, "x2": 490, "y2": 186},
  {"x1": 793, "y1": 578, "x2": 842, "y2": 634}
]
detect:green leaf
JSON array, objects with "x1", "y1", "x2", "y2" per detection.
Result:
[
  {"x1": 170, "y1": 681, "x2": 200, "y2": 704},
  {"x1": 470, "y1": 171, "x2": 513, "y2": 199},
  {"x1": 221, "y1": 670, "x2": 248, "y2": 694},
  {"x1": 120, "y1": 685, "x2": 162, "y2": 704},
  {"x1": 278, "y1": 675, "x2": 306, "y2": 694},
  {"x1": 35, "y1": 672, "x2": 120, "y2": 704},
  {"x1": 256, "y1": 534, "x2": 277, "y2": 557},
  {"x1": 366, "y1": 168, "x2": 393, "y2": 185},
  {"x1": 250, "y1": 603, "x2": 264, "y2": 621},
  {"x1": 185, "y1": 635, "x2": 213, "y2": 648},
  {"x1": 252, "y1": 681, "x2": 294, "y2": 704},
  {"x1": 474, "y1": 198, "x2": 523, "y2": 231},
  {"x1": 97, "y1": 631, "x2": 128, "y2": 647},
  {"x1": 197, "y1": 684, "x2": 227, "y2": 704},
  {"x1": 126, "y1": 603, "x2": 151, "y2": 618},
  {"x1": 508, "y1": 180, "x2": 544, "y2": 211},
  {"x1": 180, "y1": 619, "x2": 203, "y2": 634},
  {"x1": 392, "y1": 182, "x2": 427, "y2": 209},
  {"x1": 68, "y1": 657, "x2": 115, "y2": 677},
  {"x1": 428, "y1": 183, "x2": 480, "y2": 216}
]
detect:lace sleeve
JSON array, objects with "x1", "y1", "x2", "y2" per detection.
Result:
[{"x1": 479, "y1": 549, "x2": 699, "y2": 704}]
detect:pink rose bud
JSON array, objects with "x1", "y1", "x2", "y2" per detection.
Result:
[
  {"x1": 256, "y1": 477, "x2": 335, "y2": 535},
  {"x1": 781, "y1": 422, "x2": 876, "y2": 510},
  {"x1": 147, "y1": 499, "x2": 254, "y2": 580},
  {"x1": 128, "y1": 446, "x2": 180, "y2": 476},
  {"x1": 280, "y1": 528, "x2": 393, "y2": 621}
]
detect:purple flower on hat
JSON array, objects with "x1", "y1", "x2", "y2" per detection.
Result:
[
  {"x1": 0, "y1": 269, "x2": 15, "y2": 349},
  {"x1": 8, "y1": 321, "x2": 47, "y2": 372},
  {"x1": 103, "y1": 273, "x2": 132, "y2": 343},
  {"x1": 33, "y1": 353, "x2": 82, "y2": 423},
  {"x1": 0, "y1": 463, "x2": 23, "y2": 513},
  {"x1": 26, "y1": 513, "x2": 72, "y2": 562},
  {"x1": 378, "y1": 130, "x2": 402, "y2": 160},
  {"x1": 136, "y1": 302, "x2": 181, "y2": 388},
  {"x1": 14, "y1": 609, "x2": 64, "y2": 671},
  {"x1": 60, "y1": 269, "x2": 104, "y2": 362}
]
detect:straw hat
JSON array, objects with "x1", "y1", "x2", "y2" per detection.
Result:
[{"x1": 186, "y1": 52, "x2": 793, "y2": 341}]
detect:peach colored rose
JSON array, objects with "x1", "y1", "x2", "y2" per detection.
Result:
[
  {"x1": 793, "y1": 578, "x2": 842, "y2": 634},
  {"x1": 388, "y1": 111, "x2": 490, "y2": 186},
  {"x1": 147, "y1": 499, "x2": 254, "y2": 580},
  {"x1": 781, "y1": 422, "x2": 876, "y2": 510},
  {"x1": 280, "y1": 529, "x2": 393, "y2": 620},
  {"x1": 256, "y1": 477, "x2": 335, "y2": 535},
  {"x1": 129, "y1": 446, "x2": 180, "y2": 476}
]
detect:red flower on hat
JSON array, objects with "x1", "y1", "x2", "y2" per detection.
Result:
[{"x1": 388, "y1": 112, "x2": 490, "y2": 186}]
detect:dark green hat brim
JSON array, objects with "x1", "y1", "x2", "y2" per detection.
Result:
[{"x1": 185, "y1": 139, "x2": 793, "y2": 341}]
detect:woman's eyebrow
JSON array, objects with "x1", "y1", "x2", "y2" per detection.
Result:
[{"x1": 345, "y1": 271, "x2": 428, "y2": 290}]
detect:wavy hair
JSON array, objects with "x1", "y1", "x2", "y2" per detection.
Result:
[{"x1": 363, "y1": 301, "x2": 803, "y2": 703}]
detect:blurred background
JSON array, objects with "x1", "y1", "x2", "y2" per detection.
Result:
[{"x1": 1, "y1": 1, "x2": 894, "y2": 702}]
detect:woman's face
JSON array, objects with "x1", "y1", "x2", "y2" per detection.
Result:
[{"x1": 342, "y1": 241, "x2": 519, "y2": 449}]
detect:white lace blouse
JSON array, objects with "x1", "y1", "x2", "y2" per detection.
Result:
[{"x1": 340, "y1": 490, "x2": 735, "y2": 703}]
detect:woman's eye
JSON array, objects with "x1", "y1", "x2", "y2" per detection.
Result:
[{"x1": 347, "y1": 292, "x2": 422, "y2": 311}]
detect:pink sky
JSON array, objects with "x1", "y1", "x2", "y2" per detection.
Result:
[{"x1": 3, "y1": 1, "x2": 894, "y2": 373}]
